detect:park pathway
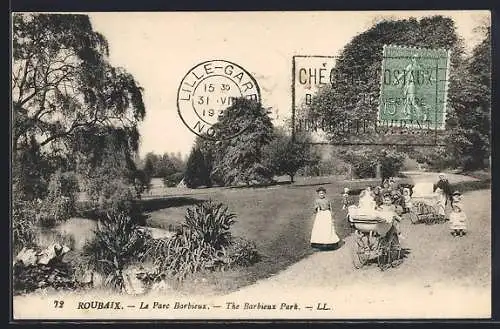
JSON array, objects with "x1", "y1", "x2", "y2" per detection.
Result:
[
  {"x1": 13, "y1": 171, "x2": 490, "y2": 320},
  {"x1": 218, "y1": 171, "x2": 491, "y2": 318}
]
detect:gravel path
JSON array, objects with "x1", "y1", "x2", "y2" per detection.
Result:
[{"x1": 220, "y1": 173, "x2": 491, "y2": 318}]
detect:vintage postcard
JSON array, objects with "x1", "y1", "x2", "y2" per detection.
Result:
[{"x1": 11, "y1": 10, "x2": 492, "y2": 320}]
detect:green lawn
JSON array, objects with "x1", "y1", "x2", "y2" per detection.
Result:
[
  {"x1": 142, "y1": 171, "x2": 490, "y2": 295},
  {"x1": 143, "y1": 176, "x2": 383, "y2": 295}
]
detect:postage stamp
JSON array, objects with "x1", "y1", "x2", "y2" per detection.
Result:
[
  {"x1": 10, "y1": 10, "x2": 491, "y2": 322},
  {"x1": 292, "y1": 47, "x2": 451, "y2": 146},
  {"x1": 378, "y1": 45, "x2": 450, "y2": 130},
  {"x1": 177, "y1": 59, "x2": 261, "y2": 140}
]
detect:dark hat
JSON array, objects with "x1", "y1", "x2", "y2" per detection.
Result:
[
  {"x1": 452, "y1": 190, "x2": 461, "y2": 196},
  {"x1": 382, "y1": 192, "x2": 392, "y2": 198},
  {"x1": 316, "y1": 187, "x2": 326, "y2": 193}
]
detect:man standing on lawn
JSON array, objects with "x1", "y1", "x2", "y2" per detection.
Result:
[{"x1": 433, "y1": 173, "x2": 453, "y2": 220}]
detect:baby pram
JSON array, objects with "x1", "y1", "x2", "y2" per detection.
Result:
[
  {"x1": 406, "y1": 182, "x2": 444, "y2": 225},
  {"x1": 348, "y1": 206, "x2": 403, "y2": 271}
]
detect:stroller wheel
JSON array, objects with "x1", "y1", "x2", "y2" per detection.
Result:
[
  {"x1": 352, "y1": 238, "x2": 369, "y2": 269},
  {"x1": 408, "y1": 211, "x2": 419, "y2": 224},
  {"x1": 390, "y1": 236, "x2": 403, "y2": 267},
  {"x1": 377, "y1": 238, "x2": 391, "y2": 271}
]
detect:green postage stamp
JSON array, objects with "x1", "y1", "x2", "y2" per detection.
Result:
[{"x1": 378, "y1": 45, "x2": 450, "y2": 130}]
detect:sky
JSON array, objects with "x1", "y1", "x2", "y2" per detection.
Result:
[{"x1": 87, "y1": 11, "x2": 490, "y2": 158}]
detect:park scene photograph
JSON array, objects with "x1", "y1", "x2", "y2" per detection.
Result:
[{"x1": 11, "y1": 11, "x2": 491, "y2": 320}]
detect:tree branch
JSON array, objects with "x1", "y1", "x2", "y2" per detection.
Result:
[{"x1": 39, "y1": 107, "x2": 100, "y2": 147}]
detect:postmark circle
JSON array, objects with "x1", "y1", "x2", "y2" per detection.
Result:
[{"x1": 177, "y1": 60, "x2": 261, "y2": 141}]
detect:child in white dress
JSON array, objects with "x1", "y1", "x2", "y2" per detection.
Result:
[
  {"x1": 402, "y1": 187, "x2": 412, "y2": 213},
  {"x1": 311, "y1": 187, "x2": 340, "y2": 250},
  {"x1": 449, "y1": 191, "x2": 467, "y2": 237}
]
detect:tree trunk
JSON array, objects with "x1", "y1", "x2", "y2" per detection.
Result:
[
  {"x1": 289, "y1": 174, "x2": 295, "y2": 183},
  {"x1": 376, "y1": 162, "x2": 382, "y2": 180}
]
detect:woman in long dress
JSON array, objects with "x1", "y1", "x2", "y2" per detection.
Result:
[{"x1": 310, "y1": 187, "x2": 340, "y2": 250}]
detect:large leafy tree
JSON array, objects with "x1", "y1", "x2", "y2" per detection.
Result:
[
  {"x1": 211, "y1": 98, "x2": 274, "y2": 186},
  {"x1": 405, "y1": 25, "x2": 491, "y2": 170},
  {"x1": 446, "y1": 26, "x2": 491, "y2": 170},
  {"x1": 308, "y1": 16, "x2": 464, "y2": 139},
  {"x1": 12, "y1": 13, "x2": 146, "y2": 199},
  {"x1": 306, "y1": 16, "x2": 476, "y2": 172},
  {"x1": 12, "y1": 13, "x2": 145, "y2": 153},
  {"x1": 264, "y1": 128, "x2": 316, "y2": 183}
]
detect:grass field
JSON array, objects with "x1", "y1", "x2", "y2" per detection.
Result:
[
  {"x1": 29, "y1": 171, "x2": 490, "y2": 297},
  {"x1": 142, "y1": 171, "x2": 490, "y2": 295},
  {"x1": 15, "y1": 170, "x2": 491, "y2": 318},
  {"x1": 142, "y1": 176, "x2": 386, "y2": 294}
]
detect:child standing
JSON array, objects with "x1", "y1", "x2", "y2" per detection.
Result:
[
  {"x1": 341, "y1": 187, "x2": 352, "y2": 210},
  {"x1": 378, "y1": 193, "x2": 404, "y2": 239},
  {"x1": 402, "y1": 187, "x2": 412, "y2": 213},
  {"x1": 449, "y1": 191, "x2": 467, "y2": 237},
  {"x1": 311, "y1": 187, "x2": 340, "y2": 250},
  {"x1": 373, "y1": 186, "x2": 383, "y2": 206}
]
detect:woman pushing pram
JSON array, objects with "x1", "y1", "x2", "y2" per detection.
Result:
[{"x1": 348, "y1": 189, "x2": 404, "y2": 270}]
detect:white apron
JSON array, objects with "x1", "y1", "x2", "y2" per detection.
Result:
[{"x1": 310, "y1": 210, "x2": 340, "y2": 245}]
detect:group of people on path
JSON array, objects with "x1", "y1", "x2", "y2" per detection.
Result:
[{"x1": 309, "y1": 173, "x2": 469, "y2": 251}]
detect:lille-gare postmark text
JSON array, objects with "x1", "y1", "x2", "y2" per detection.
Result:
[{"x1": 177, "y1": 60, "x2": 261, "y2": 140}]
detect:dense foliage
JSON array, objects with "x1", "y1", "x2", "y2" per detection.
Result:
[
  {"x1": 38, "y1": 170, "x2": 79, "y2": 227},
  {"x1": 307, "y1": 16, "x2": 490, "y2": 172},
  {"x1": 184, "y1": 99, "x2": 321, "y2": 187},
  {"x1": 81, "y1": 211, "x2": 150, "y2": 292},
  {"x1": 143, "y1": 201, "x2": 260, "y2": 281},
  {"x1": 211, "y1": 98, "x2": 275, "y2": 186},
  {"x1": 183, "y1": 147, "x2": 212, "y2": 188},
  {"x1": 137, "y1": 152, "x2": 186, "y2": 189},
  {"x1": 341, "y1": 147, "x2": 406, "y2": 179},
  {"x1": 264, "y1": 129, "x2": 318, "y2": 182},
  {"x1": 12, "y1": 13, "x2": 146, "y2": 208}
]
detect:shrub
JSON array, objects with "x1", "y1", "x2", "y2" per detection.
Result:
[
  {"x1": 163, "y1": 172, "x2": 184, "y2": 187},
  {"x1": 142, "y1": 201, "x2": 260, "y2": 282},
  {"x1": 12, "y1": 199, "x2": 39, "y2": 255},
  {"x1": 81, "y1": 211, "x2": 150, "y2": 292},
  {"x1": 37, "y1": 171, "x2": 79, "y2": 227},
  {"x1": 142, "y1": 231, "x2": 230, "y2": 281},
  {"x1": 341, "y1": 148, "x2": 406, "y2": 179},
  {"x1": 227, "y1": 237, "x2": 261, "y2": 267},
  {"x1": 298, "y1": 146, "x2": 349, "y2": 177},
  {"x1": 408, "y1": 146, "x2": 458, "y2": 171},
  {"x1": 97, "y1": 181, "x2": 136, "y2": 215},
  {"x1": 81, "y1": 159, "x2": 143, "y2": 221},
  {"x1": 13, "y1": 260, "x2": 82, "y2": 295},
  {"x1": 184, "y1": 200, "x2": 236, "y2": 249},
  {"x1": 83, "y1": 177, "x2": 143, "y2": 224}
]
